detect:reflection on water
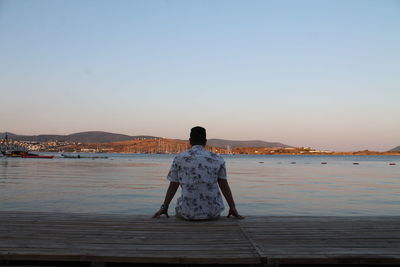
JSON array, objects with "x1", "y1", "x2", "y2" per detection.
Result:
[{"x1": 0, "y1": 154, "x2": 399, "y2": 215}]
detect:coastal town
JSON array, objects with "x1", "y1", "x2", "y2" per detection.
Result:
[{"x1": 1, "y1": 136, "x2": 399, "y2": 156}]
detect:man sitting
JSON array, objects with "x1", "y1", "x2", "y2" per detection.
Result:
[{"x1": 153, "y1": 126, "x2": 243, "y2": 220}]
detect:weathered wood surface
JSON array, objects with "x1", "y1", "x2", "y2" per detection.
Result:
[
  {"x1": 1, "y1": 212, "x2": 400, "y2": 265},
  {"x1": 240, "y1": 216, "x2": 400, "y2": 265},
  {"x1": 0, "y1": 212, "x2": 258, "y2": 265}
]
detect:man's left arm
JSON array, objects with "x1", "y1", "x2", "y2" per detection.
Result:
[
  {"x1": 218, "y1": 178, "x2": 244, "y2": 219},
  {"x1": 217, "y1": 161, "x2": 244, "y2": 219}
]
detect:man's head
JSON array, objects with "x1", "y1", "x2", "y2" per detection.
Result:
[{"x1": 190, "y1": 126, "x2": 207, "y2": 146}]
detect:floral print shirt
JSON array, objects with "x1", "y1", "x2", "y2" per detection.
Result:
[{"x1": 167, "y1": 145, "x2": 227, "y2": 220}]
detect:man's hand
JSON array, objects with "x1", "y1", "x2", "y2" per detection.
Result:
[
  {"x1": 227, "y1": 207, "x2": 245, "y2": 219},
  {"x1": 153, "y1": 182, "x2": 179, "y2": 219},
  {"x1": 152, "y1": 206, "x2": 169, "y2": 218}
]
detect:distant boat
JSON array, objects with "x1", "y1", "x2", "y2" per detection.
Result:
[
  {"x1": 7, "y1": 151, "x2": 54, "y2": 159},
  {"x1": 1, "y1": 133, "x2": 28, "y2": 157},
  {"x1": 61, "y1": 154, "x2": 108, "y2": 159},
  {"x1": 20, "y1": 152, "x2": 54, "y2": 159},
  {"x1": 61, "y1": 154, "x2": 81, "y2": 158},
  {"x1": 4, "y1": 149, "x2": 28, "y2": 157},
  {"x1": 1, "y1": 133, "x2": 53, "y2": 158}
]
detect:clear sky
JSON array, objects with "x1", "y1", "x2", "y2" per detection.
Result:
[{"x1": 0, "y1": 0, "x2": 399, "y2": 151}]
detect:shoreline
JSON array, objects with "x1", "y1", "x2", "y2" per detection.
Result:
[{"x1": 36, "y1": 151, "x2": 400, "y2": 156}]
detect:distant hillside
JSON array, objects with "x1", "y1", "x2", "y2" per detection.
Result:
[
  {"x1": 206, "y1": 139, "x2": 291, "y2": 148},
  {"x1": 0, "y1": 131, "x2": 158, "y2": 143},
  {"x1": 389, "y1": 146, "x2": 400, "y2": 152},
  {"x1": 65, "y1": 131, "x2": 157, "y2": 143},
  {"x1": 1, "y1": 131, "x2": 291, "y2": 148}
]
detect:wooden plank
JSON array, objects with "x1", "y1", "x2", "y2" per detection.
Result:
[
  {"x1": 239, "y1": 215, "x2": 400, "y2": 265},
  {"x1": 2, "y1": 211, "x2": 400, "y2": 265},
  {"x1": 0, "y1": 211, "x2": 260, "y2": 265}
]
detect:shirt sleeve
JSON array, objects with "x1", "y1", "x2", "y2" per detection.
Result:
[
  {"x1": 218, "y1": 161, "x2": 227, "y2": 180},
  {"x1": 167, "y1": 158, "x2": 179, "y2": 182}
]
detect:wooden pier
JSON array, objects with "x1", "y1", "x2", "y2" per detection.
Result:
[{"x1": 1, "y1": 212, "x2": 400, "y2": 266}]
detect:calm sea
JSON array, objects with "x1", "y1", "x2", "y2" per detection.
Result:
[{"x1": 0, "y1": 153, "x2": 399, "y2": 216}]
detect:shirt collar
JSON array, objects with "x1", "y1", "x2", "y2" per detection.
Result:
[{"x1": 191, "y1": 145, "x2": 205, "y2": 150}]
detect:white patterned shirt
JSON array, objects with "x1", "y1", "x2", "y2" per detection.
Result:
[{"x1": 167, "y1": 145, "x2": 227, "y2": 220}]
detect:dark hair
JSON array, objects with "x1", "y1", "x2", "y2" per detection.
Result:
[{"x1": 190, "y1": 126, "x2": 207, "y2": 145}]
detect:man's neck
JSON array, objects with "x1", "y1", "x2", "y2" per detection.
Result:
[{"x1": 191, "y1": 144, "x2": 205, "y2": 147}]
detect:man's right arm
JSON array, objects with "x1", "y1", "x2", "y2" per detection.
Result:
[
  {"x1": 153, "y1": 157, "x2": 180, "y2": 218},
  {"x1": 163, "y1": 181, "x2": 180, "y2": 208},
  {"x1": 153, "y1": 181, "x2": 179, "y2": 218}
]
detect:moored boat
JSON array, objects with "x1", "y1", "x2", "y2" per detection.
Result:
[
  {"x1": 61, "y1": 153, "x2": 107, "y2": 159},
  {"x1": 1, "y1": 133, "x2": 53, "y2": 159},
  {"x1": 20, "y1": 152, "x2": 54, "y2": 159}
]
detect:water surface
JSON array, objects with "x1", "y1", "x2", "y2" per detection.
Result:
[{"x1": 0, "y1": 154, "x2": 399, "y2": 216}]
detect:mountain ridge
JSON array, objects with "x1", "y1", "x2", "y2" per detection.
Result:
[
  {"x1": 389, "y1": 145, "x2": 400, "y2": 152},
  {"x1": 206, "y1": 138, "x2": 291, "y2": 148},
  {"x1": 1, "y1": 131, "x2": 291, "y2": 148}
]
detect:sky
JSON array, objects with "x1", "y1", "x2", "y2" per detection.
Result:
[{"x1": 0, "y1": 0, "x2": 399, "y2": 151}]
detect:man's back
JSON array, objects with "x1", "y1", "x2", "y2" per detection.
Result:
[
  {"x1": 167, "y1": 145, "x2": 227, "y2": 220},
  {"x1": 153, "y1": 126, "x2": 243, "y2": 220}
]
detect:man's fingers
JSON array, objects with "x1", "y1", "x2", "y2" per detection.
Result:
[
  {"x1": 233, "y1": 212, "x2": 244, "y2": 219},
  {"x1": 152, "y1": 209, "x2": 170, "y2": 219},
  {"x1": 227, "y1": 209, "x2": 244, "y2": 219},
  {"x1": 152, "y1": 210, "x2": 163, "y2": 218}
]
